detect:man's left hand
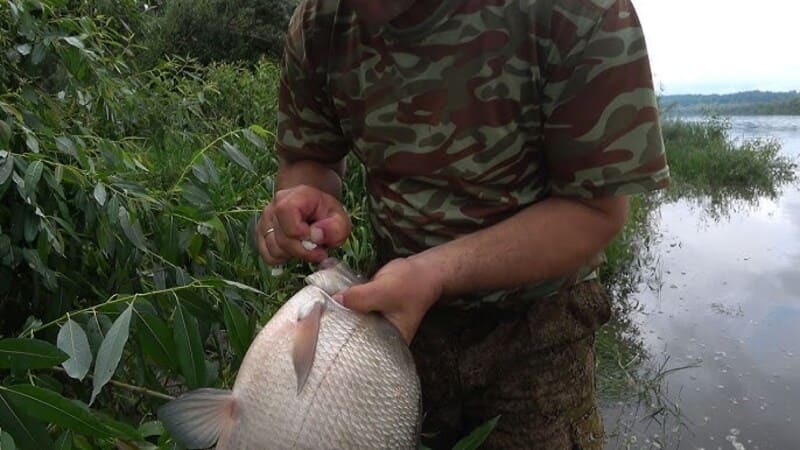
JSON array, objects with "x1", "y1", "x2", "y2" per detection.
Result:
[{"x1": 334, "y1": 257, "x2": 443, "y2": 344}]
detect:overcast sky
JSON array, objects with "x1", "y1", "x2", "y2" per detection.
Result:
[{"x1": 633, "y1": 0, "x2": 800, "y2": 95}]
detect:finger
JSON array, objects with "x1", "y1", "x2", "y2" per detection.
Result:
[
  {"x1": 310, "y1": 215, "x2": 351, "y2": 247},
  {"x1": 262, "y1": 226, "x2": 290, "y2": 265},
  {"x1": 272, "y1": 218, "x2": 329, "y2": 263},
  {"x1": 335, "y1": 283, "x2": 379, "y2": 313}
]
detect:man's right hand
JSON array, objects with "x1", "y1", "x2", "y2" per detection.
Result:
[{"x1": 256, "y1": 185, "x2": 352, "y2": 266}]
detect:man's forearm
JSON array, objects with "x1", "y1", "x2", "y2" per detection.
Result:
[
  {"x1": 411, "y1": 196, "x2": 630, "y2": 299},
  {"x1": 276, "y1": 157, "x2": 346, "y2": 199}
]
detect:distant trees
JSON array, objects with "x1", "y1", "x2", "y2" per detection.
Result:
[{"x1": 662, "y1": 91, "x2": 800, "y2": 116}]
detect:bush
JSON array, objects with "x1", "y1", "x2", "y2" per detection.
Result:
[
  {"x1": 149, "y1": 0, "x2": 296, "y2": 65},
  {"x1": 0, "y1": 2, "x2": 299, "y2": 447}
]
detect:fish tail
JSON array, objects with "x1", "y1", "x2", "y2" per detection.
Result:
[{"x1": 158, "y1": 388, "x2": 237, "y2": 449}]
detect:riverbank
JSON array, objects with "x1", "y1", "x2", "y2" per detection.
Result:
[{"x1": 598, "y1": 115, "x2": 800, "y2": 449}]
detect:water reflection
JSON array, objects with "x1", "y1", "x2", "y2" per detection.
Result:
[{"x1": 600, "y1": 116, "x2": 800, "y2": 449}]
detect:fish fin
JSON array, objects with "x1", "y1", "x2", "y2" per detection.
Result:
[
  {"x1": 293, "y1": 299, "x2": 325, "y2": 395},
  {"x1": 157, "y1": 388, "x2": 235, "y2": 449}
]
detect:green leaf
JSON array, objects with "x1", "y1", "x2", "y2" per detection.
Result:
[
  {"x1": 23, "y1": 161, "x2": 43, "y2": 198},
  {"x1": 24, "y1": 134, "x2": 38, "y2": 153},
  {"x1": 173, "y1": 303, "x2": 206, "y2": 389},
  {"x1": 54, "y1": 431, "x2": 72, "y2": 450},
  {"x1": 0, "y1": 154, "x2": 13, "y2": 186},
  {"x1": 62, "y1": 36, "x2": 85, "y2": 49},
  {"x1": 202, "y1": 155, "x2": 220, "y2": 185},
  {"x1": 242, "y1": 128, "x2": 266, "y2": 150},
  {"x1": 222, "y1": 298, "x2": 251, "y2": 360},
  {"x1": 0, "y1": 120, "x2": 11, "y2": 146},
  {"x1": 221, "y1": 279, "x2": 266, "y2": 295},
  {"x1": 1, "y1": 430, "x2": 16, "y2": 450},
  {"x1": 0, "y1": 338, "x2": 68, "y2": 371},
  {"x1": 93, "y1": 182, "x2": 107, "y2": 206},
  {"x1": 133, "y1": 309, "x2": 177, "y2": 371},
  {"x1": 0, "y1": 392, "x2": 52, "y2": 450},
  {"x1": 90, "y1": 304, "x2": 133, "y2": 405},
  {"x1": 1, "y1": 385, "x2": 113, "y2": 438},
  {"x1": 84, "y1": 313, "x2": 111, "y2": 357},
  {"x1": 30, "y1": 43, "x2": 46, "y2": 66},
  {"x1": 57, "y1": 320, "x2": 92, "y2": 381},
  {"x1": 191, "y1": 163, "x2": 209, "y2": 184},
  {"x1": 180, "y1": 183, "x2": 211, "y2": 208},
  {"x1": 249, "y1": 124, "x2": 272, "y2": 139},
  {"x1": 55, "y1": 137, "x2": 78, "y2": 159},
  {"x1": 118, "y1": 207, "x2": 147, "y2": 251},
  {"x1": 452, "y1": 416, "x2": 501, "y2": 450},
  {"x1": 137, "y1": 421, "x2": 164, "y2": 438},
  {"x1": 221, "y1": 141, "x2": 253, "y2": 172}
]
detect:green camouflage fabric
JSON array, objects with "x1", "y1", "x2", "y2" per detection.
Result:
[{"x1": 276, "y1": 0, "x2": 670, "y2": 306}]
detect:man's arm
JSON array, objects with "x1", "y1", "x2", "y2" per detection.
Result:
[
  {"x1": 339, "y1": 195, "x2": 629, "y2": 344},
  {"x1": 413, "y1": 195, "x2": 628, "y2": 298}
]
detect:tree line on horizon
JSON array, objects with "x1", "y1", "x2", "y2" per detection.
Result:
[{"x1": 662, "y1": 90, "x2": 800, "y2": 116}]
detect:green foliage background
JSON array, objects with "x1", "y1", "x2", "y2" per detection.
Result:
[{"x1": 0, "y1": 1, "x2": 796, "y2": 448}]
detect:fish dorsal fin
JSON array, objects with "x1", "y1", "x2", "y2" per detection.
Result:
[
  {"x1": 293, "y1": 297, "x2": 325, "y2": 395},
  {"x1": 157, "y1": 388, "x2": 235, "y2": 449},
  {"x1": 305, "y1": 258, "x2": 366, "y2": 294}
]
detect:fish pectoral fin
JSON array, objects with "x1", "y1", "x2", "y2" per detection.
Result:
[
  {"x1": 293, "y1": 299, "x2": 325, "y2": 395},
  {"x1": 157, "y1": 388, "x2": 235, "y2": 449}
]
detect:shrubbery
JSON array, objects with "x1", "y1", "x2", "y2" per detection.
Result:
[
  {"x1": 148, "y1": 0, "x2": 296, "y2": 64},
  {"x1": 0, "y1": 2, "x2": 320, "y2": 447}
]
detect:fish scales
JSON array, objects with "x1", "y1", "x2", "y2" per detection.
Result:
[{"x1": 159, "y1": 259, "x2": 421, "y2": 449}]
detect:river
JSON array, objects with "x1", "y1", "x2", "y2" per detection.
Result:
[{"x1": 602, "y1": 116, "x2": 800, "y2": 449}]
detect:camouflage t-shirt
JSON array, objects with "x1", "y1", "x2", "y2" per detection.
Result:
[{"x1": 276, "y1": 0, "x2": 670, "y2": 306}]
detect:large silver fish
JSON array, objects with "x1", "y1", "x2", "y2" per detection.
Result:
[{"x1": 158, "y1": 258, "x2": 422, "y2": 449}]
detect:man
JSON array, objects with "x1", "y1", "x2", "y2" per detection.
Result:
[{"x1": 255, "y1": 0, "x2": 669, "y2": 447}]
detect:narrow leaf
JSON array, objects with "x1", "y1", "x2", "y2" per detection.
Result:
[
  {"x1": 93, "y1": 183, "x2": 107, "y2": 206},
  {"x1": 56, "y1": 320, "x2": 92, "y2": 381},
  {"x1": 1, "y1": 385, "x2": 112, "y2": 438},
  {"x1": 23, "y1": 161, "x2": 43, "y2": 198},
  {"x1": 452, "y1": 416, "x2": 501, "y2": 450},
  {"x1": 117, "y1": 207, "x2": 147, "y2": 251},
  {"x1": 62, "y1": 36, "x2": 84, "y2": 49},
  {"x1": 191, "y1": 164, "x2": 209, "y2": 184},
  {"x1": 221, "y1": 141, "x2": 253, "y2": 172},
  {"x1": 180, "y1": 184, "x2": 211, "y2": 208},
  {"x1": 221, "y1": 279, "x2": 266, "y2": 295},
  {"x1": 242, "y1": 128, "x2": 266, "y2": 150},
  {"x1": 90, "y1": 304, "x2": 133, "y2": 405},
  {"x1": 1, "y1": 430, "x2": 16, "y2": 450},
  {"x1": 249, "y1": 124, "x2": 272, "y2": 139},
  {"x1": 0, "y1": 392, "x2": 52, "y2": 450},
  {"x1": 202, "y1": 155, "x2": 220, "y2": 185},
  {"x1": 133, "y1": 309, "x2": 177, "y2": 371},
  {"x1": 222, "y1": 299, "x2": 251, "y2": 359},
  {"x1": 0, "y1": 154, "x2": 13, "y2": 186},
  {"x1": 0, "y1": 338, "x2": 68, "y2": 370},
  {"x1": 55, "y1": 137, "x2": 78, "y2": 159},
  {"x1": 173, "y1": 303, "x2": 206, "y2": 389},
  {"x1": 54, "y1": 431, "x2": 72, "y2": 450},
  {"x1": 0, "y1": 120, "x2": 11, "y2": 145}
]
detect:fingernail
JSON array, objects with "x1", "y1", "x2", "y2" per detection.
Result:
[
  {"x1": 310, "y1": 226, "x2": 324, "y2": 244},
  {"x1": 332, "y1": 293, "x2": 344, "y2": 304},
  {"x1": 301, "y1": 239, "x2": 318, "y2": 251}
]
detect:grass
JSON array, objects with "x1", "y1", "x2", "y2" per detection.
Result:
[{"x1": 595, "y1": 114, "x2": 798, "y2": 447}]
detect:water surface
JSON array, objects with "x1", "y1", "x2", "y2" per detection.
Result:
[{"x1": 602, "y1": 116, "x2": 800, "y2": 449}]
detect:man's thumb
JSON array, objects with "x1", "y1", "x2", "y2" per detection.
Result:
[
  {"x1": 333, "y1": 284, "x2": 374, "y2": 313},
  {"x1": 311, "y1": 216, "x2": 350, "y2": 247}
]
